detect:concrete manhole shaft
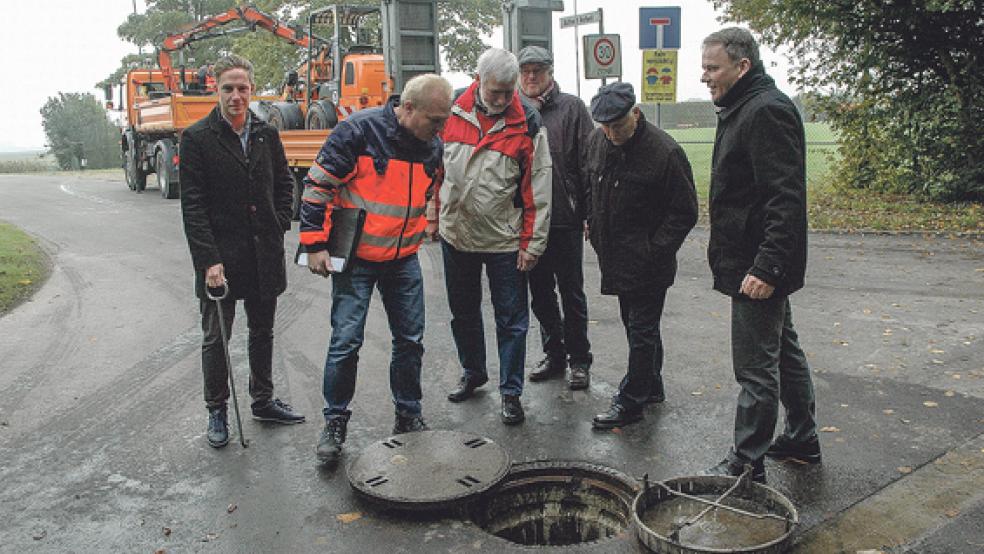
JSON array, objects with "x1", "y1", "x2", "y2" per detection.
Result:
[{"x1": 470, "y1": 460, "x2": 640, "y2": 547}]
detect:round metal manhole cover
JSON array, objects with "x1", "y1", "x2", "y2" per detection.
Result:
[{"x1": 347, "y1": 430, "x2": 511, "y2": 511}]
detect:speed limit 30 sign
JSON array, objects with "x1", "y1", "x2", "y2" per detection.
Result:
[{"x1": 583, "y1": 33, "x2": 622, "y2": 79}]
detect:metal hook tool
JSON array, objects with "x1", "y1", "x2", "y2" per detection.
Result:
[{"x1": 205, "y1": 281, "x2": 249, "y2": 448}]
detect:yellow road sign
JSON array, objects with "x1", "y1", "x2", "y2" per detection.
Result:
[{"x1": 641, "y1": 49, "x2": 677, "y2": 104}]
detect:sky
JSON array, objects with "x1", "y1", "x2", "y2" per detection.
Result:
[{"x1": 0, "y1": 0, "x2": 794, "y2": 151}]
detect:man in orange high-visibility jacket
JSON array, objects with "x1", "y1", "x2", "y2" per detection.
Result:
[{"x1": 299, "y1": 74, "x2": 453, "y2": 464}]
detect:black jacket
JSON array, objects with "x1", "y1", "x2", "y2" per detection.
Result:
[
  {"x1": 708, "y1": 63, "x2": 807, "y2": 298},
  {"x1": 180, "y1": 107, "x2": 294, "y2": 299},
  {"x1": 534, "y1": 84, "x2": 594, "y2": 229},
  {"x1": 586, "y1": 113, "x2": 698, "y2": 295}
]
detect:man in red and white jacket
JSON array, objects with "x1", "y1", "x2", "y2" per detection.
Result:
[{"x1": 429, "y1": 48, "x2": 552, "y2": 425}]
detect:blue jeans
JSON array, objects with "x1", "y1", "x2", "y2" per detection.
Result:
[
  {"x1": 322, "y1": 254, "x2": 424, "y2": 421},
  {"x1": 441, "y1": 240, "x2": 528, "y2": 397}
]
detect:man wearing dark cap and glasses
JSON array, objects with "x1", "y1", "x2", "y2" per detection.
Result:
[
  {"x1": 517, "y1": 45, "x2": 596, "y2": 391},
  {"x1": 584, "y1": 83, "x2": 697, "y2": 430}
]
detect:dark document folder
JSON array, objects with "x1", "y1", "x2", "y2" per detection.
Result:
[{"x1": 295, "y1": 207, "x2": 366, "y2": 273}]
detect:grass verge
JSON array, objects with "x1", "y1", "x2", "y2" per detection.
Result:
[
  {"x1": 675, "y1": 141, "x2": 982, "y2": 235},
  {"x1": 0, "y1": 222, "x2": 49, "y2": 316}
]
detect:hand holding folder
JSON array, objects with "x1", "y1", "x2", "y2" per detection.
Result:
[{"x1": 295, "y1": 207, "x2": 366, "y2": 274}]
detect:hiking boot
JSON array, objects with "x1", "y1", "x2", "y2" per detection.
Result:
[
  {"x1": 447, "y1": 374, "x2": 489, "y2": 403},
  {"x1": 592, "y1": 403, "x2": 643, "y2": 430},
  {"x1": 766, "y1": 435, "x2": 822, "y2": 464},
  {"x1": 316, "y1": 419, "x2": 347, "y2": 463},
  {"x1": 393, "y1": 413, "x2": 429, "y2": 434},
  {"x1": 568, "y1": 362, "x2": 590, "y2": 390},
  {"x1": 500, "y1": 395, "x2": 525, "y2": 425},
  {"x1": 704, "y1": 452, "x2": 766, "y2": 484},
  {"x1": 528, "y1": 356, "x2": 566, "y2": 382},
  {"x1": 251, "y1": 398, "x2": 305, "y2": 424},
  {"x1": 207, "y1": 406, "x2": 229, "y2": 448}
]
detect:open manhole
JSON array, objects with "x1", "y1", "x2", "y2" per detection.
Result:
[
  {"x1": 470, "y1": 460, "x2": 640, "y2": 548},
  {"x1": 632, "y1": 474, "x2": 798, "y2": 553}
]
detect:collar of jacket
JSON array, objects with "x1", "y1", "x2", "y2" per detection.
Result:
[
  {"x1": 715, "y1": 62, "x2": 774, "y2": 119},
  {"x1": 455, "y1": 80, "x2": 527, "y2": 129},
  {"x1": 522, "y1": 80, "x2": 558, "y2": 111},
  {"x1": 206, "y1": 106, "x2": 263, "y2": 134},
  {"x1": 384, "y1": 93, "x2": 439, "y2": 155},
  {"x1": 612, "y1": 110, "x2": 648, "y2": 152}
]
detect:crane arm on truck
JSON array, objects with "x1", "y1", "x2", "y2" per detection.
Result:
[{"x1": 157, "y1": 5, "x2": 313, "y2": 92}]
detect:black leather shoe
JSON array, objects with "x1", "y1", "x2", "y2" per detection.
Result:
[
  {"x1": 252, "y1": 398, "x2": 305, "y2": 424},
  {"x1": 568, "y1": 362, "x2": 590, "y2": 390},
  {"x1": 207, "y1": 406, "x2": 229, "y2": 448},
  {"x1": 393, "y1": 414, "x2": 429, "y2": 434},
  {"x1": 592, "y1": 403, "x2": 643, "y2": 429},
  {"x1": 645, "y1": 377, "x2": 666, "y2": 403},
  {"x1": 447, "y1": 374, "x2": 488, "y2": 403},
  {"x1": 500, "y1": 395, "x2": 525, "y2": 425},
  {"x1": 529, "y1": 356, "x2": 566, "y2": 382},
  {"x1": 703, "y1": 453, "x2": 766, "y2": 484},
  {"x1": 316, "y1": 419, "x2": 347, "y2": 463},
  {"x1": 766, "y1": 435, "x2": 822, "y2": 464}
]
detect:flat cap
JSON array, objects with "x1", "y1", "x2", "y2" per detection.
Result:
[
  {"x1": 590, "y1": 82, "x2": 636, "y2": 123},
  {"x1": 517, "y1": 45, "x2": 553, "y2": 67}
]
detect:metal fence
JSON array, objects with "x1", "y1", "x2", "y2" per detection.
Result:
[{"x1": 638, "y1": 101, "x2": 838, "y2": 146}]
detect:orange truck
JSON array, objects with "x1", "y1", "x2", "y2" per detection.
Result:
[{"x1": 114, "y1": 1, "x2": 439, "y2": 208}]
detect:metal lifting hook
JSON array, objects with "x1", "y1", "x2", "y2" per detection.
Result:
[{"x1": 205, "y1": 281, "x2": 249, "y2": 448}]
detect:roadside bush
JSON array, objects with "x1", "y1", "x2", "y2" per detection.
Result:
[{"x1": 0, "y1": 160, "x2": 52, "y2": 174}]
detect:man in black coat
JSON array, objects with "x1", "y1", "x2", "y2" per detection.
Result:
[
  {"x1": 517, "y1": 46, "x2": 595, "y2": 390},
  {"x1": 584, "y1": 83, "x2": 698, "y2": 430},
  {"x1": 700, "y1": 28, "x2": 820, "y2": 484},
  {"x1": 181, "y1": 54, "x2": 304, "y2": 449}
]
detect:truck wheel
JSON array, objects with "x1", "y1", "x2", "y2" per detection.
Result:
[
  {"x1": 156, "y1": 141, "x2": 180, "y2": 199},
  {"x1": 126, "y1": 146, "x2": 146, "y2": 192},
  {"x1": 305, "y1": 100, "x2": 338, "y2": 130},
  {"x1": 268, "y1": 102, "x2": 304, "y2": 131}
]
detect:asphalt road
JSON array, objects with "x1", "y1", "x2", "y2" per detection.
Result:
[{"x1": 1, "y1": 173, "x2": 982, "y2": 553}]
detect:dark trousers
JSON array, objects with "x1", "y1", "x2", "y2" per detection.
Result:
[
  {"x1": 200, "y1": 295, "x2": 276, "y2": 410},
  {"x1": 322, "y1": 254, "x2": 425, "y2": 421},
  {"x1": 731, "y1": 296, "x2": 818, "y2": 462},
  {"x1": 528, "y1": 227, "x2": 592, "y2": 365},
  {"x1": 613, "y1": 288, "x2": 667, "y2": 412},
  {"x1": 441, "y1": 240, "x2": 529, "y2": 397}
]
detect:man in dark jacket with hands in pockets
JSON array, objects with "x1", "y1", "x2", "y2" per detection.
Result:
[{"x1": 584, "y1": 83, "x2": 698, "y2": 430}]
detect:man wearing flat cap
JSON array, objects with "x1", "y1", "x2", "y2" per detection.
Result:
[
  {"x1": 517, "y1": 45, "x2": 596, "y2": 391},
  {"x1": 584, "y1": 83, "x2": 698, "y2": 430}
]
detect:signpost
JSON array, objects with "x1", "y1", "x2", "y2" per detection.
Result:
[
  {"x1": 640, "y1": 49, "x2": 677, "y2": 103},
  {"x1": 583, "y1": 34, "x2": 621, "y2": 80},
  {"x1": 639, "y1": 6, "x2": 681, "y2": 126},
  {"x1": 639, "y1": 7, "x2": 681, "y2": 49},
  {"x1": 559, "y1": 6, "x2": 608, "y2": 93}
]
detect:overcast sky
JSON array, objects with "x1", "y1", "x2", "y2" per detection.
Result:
[{"x1": 0, "y1": 0, "x2": 794, "y2": 151}]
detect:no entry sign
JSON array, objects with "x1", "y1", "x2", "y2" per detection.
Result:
[{"x1": 583, "y1": 34, "x2": 622, "y2": 79}]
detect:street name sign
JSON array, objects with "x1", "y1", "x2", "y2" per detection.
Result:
[{"x1": 560, "y1": 9, "x2": 602, "y2": 28}]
